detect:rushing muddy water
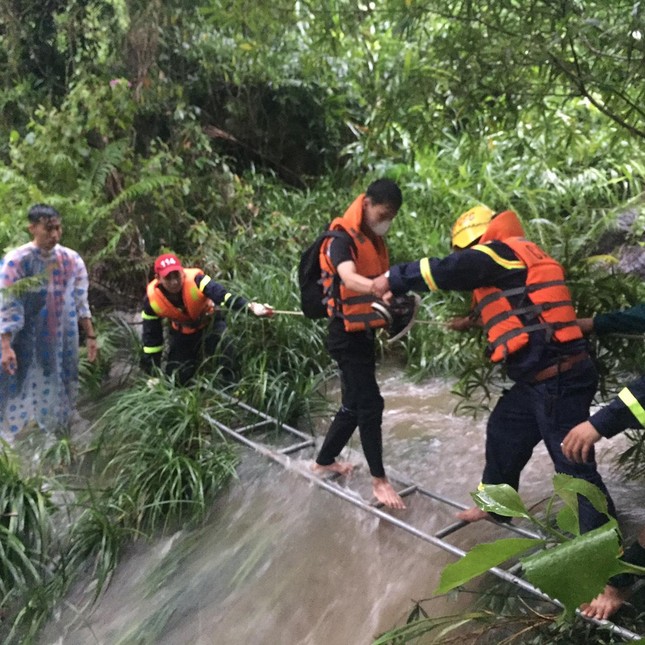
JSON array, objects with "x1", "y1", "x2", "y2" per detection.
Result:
[{"x1": 40, "y1": 368, "x2": 644, "y2": 645}]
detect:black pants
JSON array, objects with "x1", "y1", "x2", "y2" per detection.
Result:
[
  {"x1": 482, "y1": 359, "x2": 616, "y2": 533},
  {"x1": 166, "y1": 319, "x2": 236, "y2": 386},
  {"x1": 316, "y1": 327, "x2": 386, "y2": 478}
]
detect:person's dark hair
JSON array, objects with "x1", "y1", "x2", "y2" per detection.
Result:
[
  {"x1": 27, "y1": 204, "x2": 60, "y2": 223},
  {"x1": 365, "y1": 178, "x2": 403, "y2": 210}
]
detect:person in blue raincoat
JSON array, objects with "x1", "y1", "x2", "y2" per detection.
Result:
[{"x1": 0, "y1": 204, "x2": 97, "y2": 441}]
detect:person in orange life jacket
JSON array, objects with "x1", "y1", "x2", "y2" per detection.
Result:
[
  {"x1": 372, "y1": 206, "x2": 616, "y2": 531},
  {"x1": 561, "y1": 306, "x2": 645, "y2": 620},
  {"x1": 312, "y1": 178, "x2": 405, "y2": 510},
  {"x1": 141, "y1": 253, "x2": 273, "y2": 385}
]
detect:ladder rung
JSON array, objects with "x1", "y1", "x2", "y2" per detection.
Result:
[
  {"x1": 279, "y1": 439, "x2": 316, "y2": 455},
  {"x1": 235, "y1": 420, "x2": 274, "y2": 434},
  {"x1": 398, "y1": 485, "x2": 418, "y2": 497},
  {"x1": 435, "y1": 520, "x2": 468, "y2": 539}
]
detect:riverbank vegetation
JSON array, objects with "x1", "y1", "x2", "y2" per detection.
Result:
[{"x1": 1, "y1": 1, "x2": 645, "y2": 642}]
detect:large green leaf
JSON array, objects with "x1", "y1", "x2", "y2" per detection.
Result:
[
  {"x1": 552, "y1": 474, "x2": 611, "y2": 536},
  {"x1": 436, "y1": 537, "x2": 543, "y2": 594},
  {"x1": 522, "y1": 520, "x2": 626, "y2": 617},
  {"x1": 555, "y1": 505, "x2": 579, "y2": 536},
  {"x1": 471, "y1": 484, "x2": 531, "y2": 519}
]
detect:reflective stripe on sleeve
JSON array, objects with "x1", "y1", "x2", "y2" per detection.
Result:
[
  {"x1": 618, "y1": 387, "x2": 645, "y2": 428},
  {"x1": 198, "y1": 275, "x2": 211, "y2": 292},
  {"x1": 223, "y1": 293, "x2": 233, "y2": 305},
  {"x1": 419, "y1": 258, "x2": 438, "y2": 291},
  {"x1": 143, "y1": 345, "x2": 163, "y2": 354},
  {"x1": 472, "y1": 244, "x2": 526, "y2": 270}
]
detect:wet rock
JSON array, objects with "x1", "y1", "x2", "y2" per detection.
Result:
[
  {"x1": 594, "y1": 204, "x2": 645, "y2": 278},
  {"x1": 617, "y1": 245, "x2": 645, "y2": 279}
]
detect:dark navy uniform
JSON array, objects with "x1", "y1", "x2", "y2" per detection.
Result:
[
  {"x1": 141, "y1": 273, "x2": 247, "y2": 384},
  {"x1": 389, "y1": 242, "x2": 616, "y2": 533},
  {"x1": 590, "y1": 305, "x2": 645, "y2": 438}
]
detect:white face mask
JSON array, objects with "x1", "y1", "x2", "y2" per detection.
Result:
[{"x1": 370, "y1": 220, "x2": 391, "y2": 237}]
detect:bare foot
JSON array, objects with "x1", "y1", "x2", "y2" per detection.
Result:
[
  {"x1": 580, "y1": 584, "x2": 631, "y2": 620},
  {"x1": 456, "y1": 506, "x2": 489, "y2": 523},
  {"x1": 373, "y1": 477, "x2": 406, "y2": 509},
  {"x1": 311, "y1": 461, "x2": 354, "y2": 477}
]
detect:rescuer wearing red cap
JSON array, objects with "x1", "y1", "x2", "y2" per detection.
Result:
[
  {"x1": 141, "y1": 253, "x2": 273, "y2": 384},
  {"x1": 372, "y1": 206, "x2": 616, "y2": 534}
]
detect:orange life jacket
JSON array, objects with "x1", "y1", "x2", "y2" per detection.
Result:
[
  {"x1": 320, "y1": 194, "x2": 389, "y2": 332},
  {"x1": 472, "y1": 237, "x2": 583, "y2": 362},
  {"x1": 479, "y1": 210, "x2": 526, "y2": 244},
  {"x1": 146, "y1": 268, "x2": 216, "y2": 334}
]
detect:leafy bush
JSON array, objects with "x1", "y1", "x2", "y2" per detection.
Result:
[{"x1": 376, "y1": 477, "x2": 645, "y2": 644}]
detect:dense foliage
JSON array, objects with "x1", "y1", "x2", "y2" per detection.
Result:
[{"x1": 1, "y1": 1, "x2": 645, "y2": 642}]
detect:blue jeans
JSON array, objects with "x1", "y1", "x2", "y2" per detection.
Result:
[{"x1": 482, "y1": 359, "x2": 616, "y2": 533}]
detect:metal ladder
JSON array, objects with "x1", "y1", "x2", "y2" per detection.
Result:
[{"x1": 202, "y1": 393, "x2": 643, "y2": 642}]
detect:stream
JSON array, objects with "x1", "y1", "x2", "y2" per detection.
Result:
[{"x1": 40, "y1": 368, "x2": 645, "y2": 645}]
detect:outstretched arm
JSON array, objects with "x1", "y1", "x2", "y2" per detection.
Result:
[
  {"x1": 337, "y1": 260, "x2": 377, "y2": 294},
  {"x1": 594, "y1": 304, "x2": 645, "y2": 336},
  {"x1": 563, "y1": 374, "x2": 645, "y2": 462}
]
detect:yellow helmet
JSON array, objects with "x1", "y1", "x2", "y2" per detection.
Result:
[{"x1": 451, "y1": 205, "x2": 494, "y2": 249}]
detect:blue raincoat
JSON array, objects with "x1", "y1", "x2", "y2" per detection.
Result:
[{"x1": 0, "y1": 242, "x2": 91, "y2": 439}]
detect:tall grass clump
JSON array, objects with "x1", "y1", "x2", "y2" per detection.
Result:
[
  {"x1": 0, "y1": 446, "x2": 52, "y2": 595},
  {"x1": 93, "y1": 376, "x2": 239, "y2": 534},
  {"x1": 224, "y1": 272, "x2": 334, "y2": 427},
  {"x1": 0, "y1": 445, "x2": 54, "y2": 638},
  {"x1": 62, "y1": 493, "x2": 138, "y2": 601}
]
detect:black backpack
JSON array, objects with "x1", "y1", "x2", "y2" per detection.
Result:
[{"x1": 298, "y1": 228, "x2": 356, "y2": 319}]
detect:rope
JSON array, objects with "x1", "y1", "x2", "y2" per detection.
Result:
[
  {"x1": 120, "y1": 310, "x2": 645, "y2": 337},
  {"x1": 270, "y1": 308, "x2": 447, "y2": 323}
]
